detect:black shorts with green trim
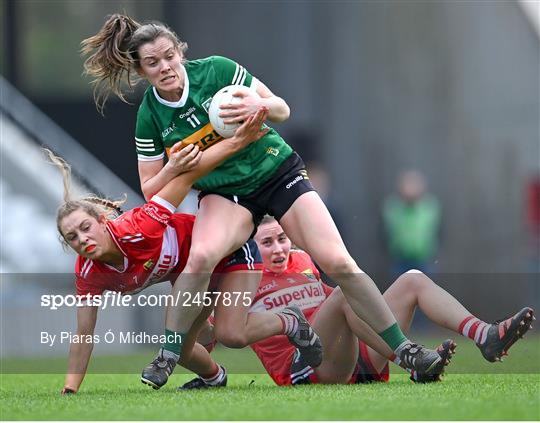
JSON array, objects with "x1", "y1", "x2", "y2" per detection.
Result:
[{"x1": 199, "y1": 152, "x2": 315, "y2": 226}]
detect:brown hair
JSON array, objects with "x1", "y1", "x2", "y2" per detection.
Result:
[
  {"x1": 43, "y1": 149, "x2": 126, "y2": 246},
  {"x1": 81, "y1": 13, "x2": 187, "y2": 113},
  {"x1": 259, "y1": 215, "x2": 277, "y2": 226}
]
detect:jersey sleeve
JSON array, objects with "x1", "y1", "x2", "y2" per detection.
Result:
[
  {"x1": 211, "y1": 56, "x2": 254, "y2": 88},
  {"x1": 112, "y1": 196, "x2": 176, "y2": 251},
  {"x1": 75, "y1": 258, "x2": 105, "y2": 297},
  {"x1": 135, "y1": 100, "x2": 165, "y2": 161},
  {"x1": 75, "y1": 276, "x2": 104, "y2": 297}
]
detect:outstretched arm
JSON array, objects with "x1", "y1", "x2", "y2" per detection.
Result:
[
  {"x1": 61, "y1": 306, "x2": 98, "y2": 394},
  {"x1": 139, "y1": 145, "x2": 202, "y2": 201},
  {"x1": 155, "y1": 107, "x2": 269, "y2": 208}
]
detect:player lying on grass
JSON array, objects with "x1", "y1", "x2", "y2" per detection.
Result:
[
  {"x1": 49, "y1": 110, "x2": 322, "y2": 394},
  {"x1": 178, "y1": 216, "x2": 535, "y2": 387}
]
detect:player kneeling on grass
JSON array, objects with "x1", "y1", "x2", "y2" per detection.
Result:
[
  {"x1": 179, "y1": 216, "x2": 534, "y2": 388},
  {"x1": 49, "y1": 110, "x2": 322, "y2": 395}
]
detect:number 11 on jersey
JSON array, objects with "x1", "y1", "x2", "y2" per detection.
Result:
[{"x1": 187, "y1": 115, "x2": 201, "y2": 128}]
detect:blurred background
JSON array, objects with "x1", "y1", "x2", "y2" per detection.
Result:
[{"x1": 1, "y1": 0, "x2": 539, "y2": 359}]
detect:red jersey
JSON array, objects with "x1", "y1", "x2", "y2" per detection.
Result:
[
  {"x1": 75, "y1": 197, "x2": 194, "y2": 297},
  {"x1": 249, "y1": 250, "x2": 333, "y2": 385},
  {"x1": 249, "y1": 250, "x2": 389, "y2": 385},
  {"x1": 75, "y1": 196, "x2": 262, "y2": 297}
]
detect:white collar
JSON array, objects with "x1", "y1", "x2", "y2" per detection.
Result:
[{"x1": 152, "y1": 66, "x2": 189, "y2": 108}]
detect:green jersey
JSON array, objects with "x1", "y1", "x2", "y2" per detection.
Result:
[
  {"x1": 135, "y1": 56, "x2": 292, "y2": 195},
  {"x1": 383, "y1": 195, "x2": 441, "y2": 262}
]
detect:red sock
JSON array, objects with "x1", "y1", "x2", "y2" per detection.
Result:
[{"x1": 458, "y1": 315, "x2": 490, "y2": 344}]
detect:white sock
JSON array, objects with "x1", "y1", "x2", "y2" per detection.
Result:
[
  {"x1": 201, "y1": 365, "x2": 226, "y2": 385},
  {"x1": 278, "y1": 312, "x2": 298, "y2": 336},
  {"x1": 392, "y1": 340, "x2": 412, "y2": 366}
]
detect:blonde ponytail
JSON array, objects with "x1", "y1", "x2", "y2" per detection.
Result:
[{"x1": 43, "y1": 149, "x2": 127, "y2": 243}]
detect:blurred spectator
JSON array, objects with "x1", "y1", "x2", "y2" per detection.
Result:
[{"x1": 383, "y1": 170, "x2": 441, "y2": 276}]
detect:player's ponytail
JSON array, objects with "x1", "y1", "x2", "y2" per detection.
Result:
[
  {"x1": 43, "y1": 148, "x2": 74, "y2": 203},
  {"x1": 81, "y1": 14, "x2": 187, "y2": 114},
  {"x1": 82, "y1": 196, "x2": 126, "y2": 218},
  {"x1": 43, "y1": 149, "x2": 127, "y2": 244},
  {"x1": 81, "y1": 13, "x2": 141, "y2": 114}
]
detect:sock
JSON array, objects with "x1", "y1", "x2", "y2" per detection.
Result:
[
  {"x1": 159, "y1": 347, "x2": 179, "y2": 363},
  {"x1": 378, "y1": 323, "x2": 409, "y2": 351},
  {"x1": 277, "y1": 312, "x2": 298, "y2": 337},
  {"x1": 200, "y1": 363, "x2": 220, "y2": 380},
  {"x1": 162, "y1": 328, "x2": 185, "y2": 357},
  {"x1": 390, "y1": 341, "x2": 413, "y2": 367},
  {"x1": 459, "y1": 315, "x2": 490, "y2": 344},
  {"x1": 201, "y1": 365, "x2": 226, "y2": 385}
]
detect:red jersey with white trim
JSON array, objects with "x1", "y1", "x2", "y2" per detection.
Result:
[
  {"x1": 248, "y1": 250, "x2": 389, "y2": 385},
  {"x1": 249, "y1": 250, "x2": 333, "y2": 385},
  {"x1": 75, "y1": 197, "x2": 193, "y2": 297}
]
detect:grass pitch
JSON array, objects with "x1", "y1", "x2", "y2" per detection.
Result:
[{"x1": 1, "y1": 337, "x2": 539, "y2": 420}]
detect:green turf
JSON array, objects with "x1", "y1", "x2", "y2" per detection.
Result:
[
  {"x1": 1, "y1": 337, "x2": 539, "y2": 420},
  {"x1": 1, "y1": 373, "x2": 539, "y2": 420}
]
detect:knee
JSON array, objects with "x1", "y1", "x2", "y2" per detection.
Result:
[
  {"x1": 396, "y1": 269, "x2": 428, "y2": 292},
  {"x1": 327, "y1": 287, "x2": 348, "y2": 309},
  {"x1": 213, "y1": 327, "x2": 249, "y2": 349},
  {"x1": 186, "y1": 244, "x2": 224, "y2": 273},
  {"x1": 318, "y1": 253, "x2": 358, "y2": 276}
]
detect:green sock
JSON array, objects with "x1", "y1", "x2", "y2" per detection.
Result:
[
  {"x1": 162, "y1": 329, "x2": 185, "y2": 356},
  {"x1": 378, "y1": 323, "x2": 408, "y2": 351}
]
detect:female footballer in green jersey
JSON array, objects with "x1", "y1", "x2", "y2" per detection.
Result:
[{"x1": 82, "y1": 14, "x2": 450, "y2": 388}]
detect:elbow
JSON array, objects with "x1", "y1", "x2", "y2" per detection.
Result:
[
  {"x1": 270, "y1": 104, "x2": 290, "y2": 123},
  {"x1": 141, "y1": 184, "x2": 154, "y2": 202},
  {"x1": 264, "y1": 97, "x2": 290, "y2": 123},
  {"x1": 280, "y1": 104, "x2": 291, "y2": 121},
  {"x1": 277, "y1": 100, "x2": 290, "y2": 122}
]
